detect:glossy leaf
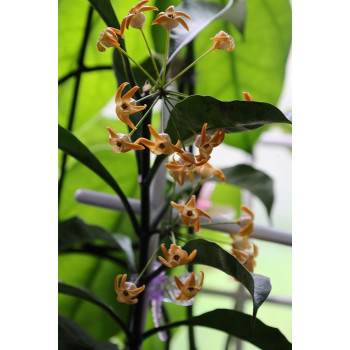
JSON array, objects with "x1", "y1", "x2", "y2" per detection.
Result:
[
  {"x1": 165, "y1": 95, "x2": 291, "y2": 145},
  {"x1": 143, "y1": 309, "x2": 291, "y2": 350},
  {"x1": 58, "y1": 281, "x2": 129, "y2": 336},
  {"x1": 58, "y1": 124, "x2": 140, "y2": 235},
  {"x1": 183, "y1": 239, "x2": 271, "y2": 319},
  {"x1": 221, "y1": 164, "x2": 274, "y2": 216},
  {"x1": 59, "y1": 216, "x2": 136, "y2": 271},
  {"x1": 167, "y1": 0, "x2": 234, "y2": 64},
  {"x1": 58, "y1": 314, "x2": 119, "y2": 350}
]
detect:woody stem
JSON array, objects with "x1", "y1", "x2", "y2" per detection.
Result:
[
  {"x1": 116, "y1": 46, "x2": 159, "y2": 87},
  {"x1": 164, "y1": 47, "x2": 213, "y2": 88},
  {"x1": 161, "y1": 30, "x2": 170, "y2": 85},
  {"x1": 129, "y1": 97, "x2": 160, "y2": 137},
  {"x1": 140, "y1": 28, "x2": 161, "y2": 81}
]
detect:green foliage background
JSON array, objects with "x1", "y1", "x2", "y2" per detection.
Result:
[{"x1": 58, "y1": 0, "x2": 291, "y2": 348}]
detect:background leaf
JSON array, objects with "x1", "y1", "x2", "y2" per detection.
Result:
[
  {"x1": 59, "y1": 216, "x2": 136, "y2": 271},
  {"x1": 221, "y1": 164, "x2": 274, "y2": 216},
  {"x1": 183, "y1": 239, "x2": 271, "y2": 319},
  {"x1": 58, "y1": 314, "x2": 119, "y2": 350},
  {"x1": 143, "y1": 309, "x2": 291, "y2": 350}
]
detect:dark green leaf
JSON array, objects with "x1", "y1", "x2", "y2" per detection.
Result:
[
  {"x1": 183, "y1": 239, "x2": 271, "y2": 319},
  {"x1": 165, "y1": 95, "x2": 291, "y2": 145},
  {"x1": 221, "y1": 164, "x2": 274, "y2": 216},
  {"x1": 58, "y1": 281, "x2": 129, "y2": 336},
  {"x1": 58, "y1": 124, "x2": 140, "y2": 235},
  {"x1": 58, "y1": 314, "x2": 119, "y2": 350},
  {"x1": 58, "y1": 216, "x2": 136, "y2": 271},
  {"x1": 167, "y1": 0, "x2": 234, "y2": 64},
  {"x1": 143, "y1": 309, "x2": 291, "y2": 350}
]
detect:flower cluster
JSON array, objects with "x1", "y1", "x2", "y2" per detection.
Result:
[
  {"x1": 230, "y1": 205, "x2": 257, "y2": 272},
  {"x1": 102, "y1": 1, "x2": 236, "y2": 305},
  {"x1": 158, "y1": 243, "x2": 204, "y2": 301}
]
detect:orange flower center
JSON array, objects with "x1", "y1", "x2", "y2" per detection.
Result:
[
  {"x1": 116, "y1": 141, "x2": 122, "y2": 147},
  {"x1": 187, "y1": 210, "x2": 193, "y2": 216},
  {"x1": 167, "y1": 14, "x2": 174, "y2": 19},
  {"x1": 173, "y1": 254, "x2": 180, "y2": 261},
  {"x1": 123, "y1": 291, "x2": 129, "y2": 296},
  {"x1": 121, "y1": 102, "x2": 128, "y2": 110},
  {"x1": 188, "y1": 287, "x2": 194, "y2": 292},
  {"x1": 203, "y1": 144, "x2": 210, "y2": 148},
  {"x1": 158, "y1": 143, "x2": 165, "y2": 149}
]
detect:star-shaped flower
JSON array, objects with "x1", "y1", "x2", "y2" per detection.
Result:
[
  {"x1": 231, "y1": 242, "x2": 258, "y2": 273},
  {"x1": 106, "y1": 126, "x2": 144, "y2": 153},
  {"x1": 194, "y1": 123, "x2": 225, "y2": 162},
  {"x1": 171, "y1": 195, "x2": 211, "y2": 232},
  {"x1": 174, "y1": 271, "x2": 204, "y2": 301},
  {"x1": 97, "y1": 27, "x2": 121, "y2": 52},
  {"x1": 152, "y1": 5, "x2": 191, "y2": 31},
  {"x1": 196, "y1": 162, "x2": 226, "y2": 183},
  {"x1": 237, "y1": 205, "x2": 255, "y2": 236},
  {"x1": 210, "y1": 30, "x2": 235, "y2": 52},
  {"x1": 167, "y1": 155, "x2": 195, "y2": 186},
  {"x1": 138, "y1": 124, "x2": 183, "y2": 155},
  {"x1": 158, "y1": 243, "x2": 197, "y2": 268},
  {"x1": 165, "y1": 151, "x2": 209, "y2": 174},
  {"x1": 115, "y1": 82, "x2": 147, "y2": 130},
  {"x1": 120, "y1": 0, "x2": 158, "y2": 37},
  {"x1": 114, "y1": 274, "x2": 146, "y2": 305}
]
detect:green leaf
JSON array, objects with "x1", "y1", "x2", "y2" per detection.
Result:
[
  {"x1": 221, "y1": 164, "x2": 274, "y2": 216},
  {"x1": 58, "y1": 281, "x2": 129, "y2": 336},
  {"x1": 165, "y1": 95, "x2": 291, "y2": 145},
  {"x1": 167, "y1": 0, "x2": 234, "y2": 64},
  {"x1": 143, "y1": 309, "x2": 291, "y2": 350},
  {"x1": 194, "y1": 0, "x2": 292, "y2": 104},
  {"x1": 58, "y1": 216, "x2": 136, "y2": 271},
  {"x1": 58, "y1": 124, "x2": 140, "y2": 235},
  {"x1": 183, "y1": 239, "x2": 271, "y2": 319},
  {"x1": 58, "y1": 314, "x2": 119, "y2": 350}
]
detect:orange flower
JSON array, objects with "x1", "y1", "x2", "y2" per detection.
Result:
[
  {"x1": 171, "y1": 195, "x2": 211, "y2": 232},
  {"x1": 194, "y1": 123, "x2": 225, "y2": 162},
  {"x1": 158, "y1": 243, "x2": 197, "y2": 268},
  {"x1": 174, "y1": 271, "x2": 204, "y2": 301},
  {"x1": 165, "y1": 151, "x2": 209, "y2": 173},
  {"x1": 152, "y1": 5, "x2": 191, "y2": 31},
  {"x1": 115, "y1": 82, "x2": 147, "y2": 129},
  {"x1": 196, "y1": 162, "x2": 226, "y2": 183},
  {"x1": 97, "y1": 27, "x2": 121, "y2": 52},
  {"x1": 106, "y1": 126, "x2": 144, "y2": 153},
  {"x1": 138, "y1": 124, "x2": 183, "y2": 155},
  {"x1": 167, "y1": 155, "x2": 195, "y2": 186},
  {"x1": 210, "y1": 30, "x2": 235, "y2": 52},
  {"x1": 243, "y1": 92, "x2": 254, "y2": 101},
  {"x1": 232, "y1": 242, "x2": 258, "y2": 273},
  {"x1": 114, "y1": 274, "x2": 146, "y2": 305},
  {"x1": 120, "y1": 0, "x2": 158, "y2": 37},
  {"x1": 237, "y1": 205, "x2": 255, "y2": 236}
]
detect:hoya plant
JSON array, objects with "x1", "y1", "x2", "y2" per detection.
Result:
[{"x1": 58, "y1": 0, "x2": 292, "y2": 349}]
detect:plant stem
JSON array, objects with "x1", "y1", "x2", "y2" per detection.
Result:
[
  {"x1": 133, "y1": 247, "x2": 160, "y2": 284},
  {"x1": 140, "y1": 28, "x2": 161, "y2": 80},
  {"x1": 166, "y1": 90, "x2": 189, "y2": 98},
  {"x1": 117, "y1": 46, "x2": 159, "y2": 87},
  {"x1": 164, "y1": 47, "x2": 213, "y2": 89},
  {"x1": 136, "y1": 91, "x2": 160, "y2": 104},
  {"x1": 129, "y1": 97, "x2": 160, "y2": 137},
  {"x1": 200, "y1": 220, "x2": 239, "y2": 227},
  {"x1": 162, "y1": 30, "x2": 170, "y2": 86}
]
